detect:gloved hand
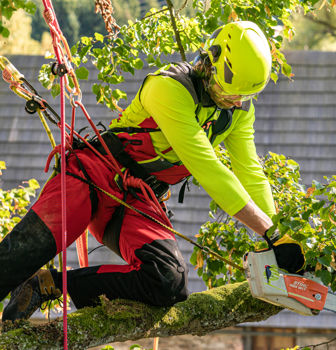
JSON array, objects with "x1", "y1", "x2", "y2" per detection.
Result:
[{"x1": 263, "y1": 229, "x2": 305, "y2": 274}]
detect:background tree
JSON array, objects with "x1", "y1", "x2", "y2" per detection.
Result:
[
  {"x1": 0, "y1": 9, "x2": 52, "y2": 55},
  {"x1": 0, "y1": 0, "x2": 36, "y2": 38},
  {"x1": 284, "y1": 0, "x2": 336, "y2": 50}
]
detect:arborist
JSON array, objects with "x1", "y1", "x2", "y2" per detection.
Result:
[{"x1": 1, "y1": 21, "x2": 304, "y2": 322}]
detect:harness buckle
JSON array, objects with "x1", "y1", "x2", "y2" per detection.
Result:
[{"x1": 145, "y1": 175, "x2": 170, "y2": 200}]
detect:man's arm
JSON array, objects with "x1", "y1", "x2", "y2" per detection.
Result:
[
  {"x1": 224, "y1": 103, "x2": 276, "y2": 218},
  {"x1": 141, "y1": 75, "x2": 274, "y2": 235},
  {"x1": 234, "y1": 199, "x2": 273, "y2": 236}
]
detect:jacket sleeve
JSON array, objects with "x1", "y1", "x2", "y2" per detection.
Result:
[
  {"x1": 223, "y1": 103, "x2": 276, "y2": 218},
  {"x1": 140, "y1": 75, "x2": 251, "y2": 216}
]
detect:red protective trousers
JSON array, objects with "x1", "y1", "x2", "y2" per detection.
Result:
[{"x1": 32, "y1": 148, "x2": 189, "y2": 308}]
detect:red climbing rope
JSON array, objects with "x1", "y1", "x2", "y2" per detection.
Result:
[
  {"x1": 41, "y1": 1, "x2": 70, "y2": 348},
  {"x1": 59, "y1": 74, "x2": 68, "y2": 350}
]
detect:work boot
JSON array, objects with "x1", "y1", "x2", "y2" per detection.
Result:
[{"x1": 2, "y1": 269, "x2": 61, "y2": 322}]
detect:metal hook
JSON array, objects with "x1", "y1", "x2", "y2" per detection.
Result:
[{"x1": 70, "y1": 90, "x2": 82, "y2": 108}]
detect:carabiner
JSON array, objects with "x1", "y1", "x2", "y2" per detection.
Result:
[{"x1": 70, "y1": 90, "x2": 82, "y2": 108}]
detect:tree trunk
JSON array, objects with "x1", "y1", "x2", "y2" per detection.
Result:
[{"x1": 0, "y1": 281, "x2": 282, "y2": 350}]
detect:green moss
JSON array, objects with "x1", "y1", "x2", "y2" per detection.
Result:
[{"x1": 0, "y1": 282, "x2": 281, "y2": 349}]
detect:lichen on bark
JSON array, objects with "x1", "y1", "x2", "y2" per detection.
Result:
[{"x1": 0, "y1": 281, "x2": 282, "y2": 350}]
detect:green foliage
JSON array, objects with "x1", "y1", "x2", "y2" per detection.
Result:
[
  {"x1": 284, "y1": 1, "x2": 336, "y2": 51},
  {"x1": 0, "y1": 0, "x2": 36, "y2": 38},
  {"x1": 191, "y1": 147, "x2": 336, "y2": 291},
  {"x1": 0, "y1": 162, "x2": 40, "y2": 309},
  {"x1": 0, "y1": 174, "x2": 39, "y2": 238},
  {"x1": 36, "y1": 0, "x2": 332, "y2": 110}
]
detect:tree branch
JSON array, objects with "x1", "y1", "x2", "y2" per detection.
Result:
[
  {"x1": 305, "y1": 13, "x2": 336, "y2": 35},
  {"x1": 176, "y1": 0, "x2": 190, "y2": 14},
  {"x1": 166, "y1": 0, "x2": 186, "y2": 61},
  {"x1": 0, "y1": 282, "x2": 282, "y2": 350}
]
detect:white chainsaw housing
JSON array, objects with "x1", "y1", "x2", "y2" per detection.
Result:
[{"x1": 243, "y1": 250, "x2": 323, "y2": 316}]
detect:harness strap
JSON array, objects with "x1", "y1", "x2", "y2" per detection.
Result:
[
  {"x1": 67, "y1": 151, "x2": 99, "y2": 215},
  {"x1": 92, "y1": 131, "x2": 170, "y2": 200},
  {"x1": 178, "y1": 178, "x2": 190, "y2": 203},
  {"x1": 102, "y1": 192, "x2": 127, "y2": 258},
  {"x1": 110, "y1": 126, "x2": 160, "y2": 133}
]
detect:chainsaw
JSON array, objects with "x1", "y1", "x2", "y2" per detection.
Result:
[{"x1": 243, "y1": 249, "x2": 336, "y2": 316}]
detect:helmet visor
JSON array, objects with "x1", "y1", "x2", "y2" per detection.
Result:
[{"x1": 207, "y1": 75, "x2": 257, "y2": 108}]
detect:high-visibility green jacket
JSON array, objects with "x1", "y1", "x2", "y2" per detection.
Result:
[{"x1": 109, "y1": 62, "x2": 275, "y2": 217}]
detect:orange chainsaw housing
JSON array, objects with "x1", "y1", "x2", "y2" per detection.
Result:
[{"x1": 284, "y1": 275, "x2": 328, "y2": 310}]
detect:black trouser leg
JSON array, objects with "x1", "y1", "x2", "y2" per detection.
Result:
[
  {"x1": 0, "y1": 209, "x2": 57, "y2": 302},
  {"x1": 54, "y1": 239, "x2": 189, "y2": 309}
]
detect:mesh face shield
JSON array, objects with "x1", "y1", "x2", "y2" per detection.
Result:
[{"x1": 206, "y1": 74, "x2": 257, "y2": 108}]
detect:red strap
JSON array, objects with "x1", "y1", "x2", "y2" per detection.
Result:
[{"x1": 76, "y1": 231, "x2": 89, "y2": 268}]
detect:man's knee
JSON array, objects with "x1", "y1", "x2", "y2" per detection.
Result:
[
  {"x1": 147, "y1": 265, "x2": 188, "y2": 306},
  {"x1": 140, "y1": 257, "x2": 189, "y2": 307},
  {"x1": 158, "y1": 262, "x2": 189, "y2": 306},
  {"x1": 135, "y1": 239, "x2": 190, "y2": 306}
]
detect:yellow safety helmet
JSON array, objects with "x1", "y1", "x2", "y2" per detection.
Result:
[{"x1": 204, "y1": 21, "x2": 272, "y2": 98}]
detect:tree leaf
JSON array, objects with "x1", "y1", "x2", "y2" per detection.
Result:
[
  {"x1": 316, "y1": 269, "x2": 332, "y2": 286},
  {"x1": 281, "y1": 62, "x2": 292, "y2": 77},
  {"x1": 133, "y1": 58, "x2": 143, "y2": 70},
  {"x1": 0, "y1": 161, "x2": 6, "y2": 170},
  {"x1": 75, "y1": 67, "x2": 89, "y2": 80},
  {"x1": 312, "y1": 180, "x2": 324, "y2": 190},
  {"x1": 318, "y1": 255, "x2": 331, "y2": 267},
  {"x1": 81, "y1": 36, "x2": 92, "y2": 45},
  {"x1": 112, "y1": 89, "x2": 127, "y2": 100},
  {"x1": 196, "y1": 250, "x2": 204, "y2": 270},
  {"x1": 28, "y1": 179, "x2": 40, "y2": 191},
  {"x1": 94, "y1": 32, "x2": 104, "y2": 43},
  {"x1": 51, "y1": 84, "x2": 61, "y2": 98}
]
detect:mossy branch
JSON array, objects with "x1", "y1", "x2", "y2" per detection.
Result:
[{"x1": 0, "y1": 282, "x2": 282, "y2": 350}]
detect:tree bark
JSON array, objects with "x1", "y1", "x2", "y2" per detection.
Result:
[{"x1": 0, "y1": 281, "x2": 282, "y2": 350}]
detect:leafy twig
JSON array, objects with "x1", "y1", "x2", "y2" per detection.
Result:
[
  {"x1": 176, "y1": 0, "x2": 190, "y2": 14},
  {"x1": 299, "y1": 337, "x2": 336, "y2": 349},
  {"x1": 166, "y1": 0, "x2": 186, "y2": 61},
  {"x1": 141, "y1": 8, "x2": 169, "y2": 21}
]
